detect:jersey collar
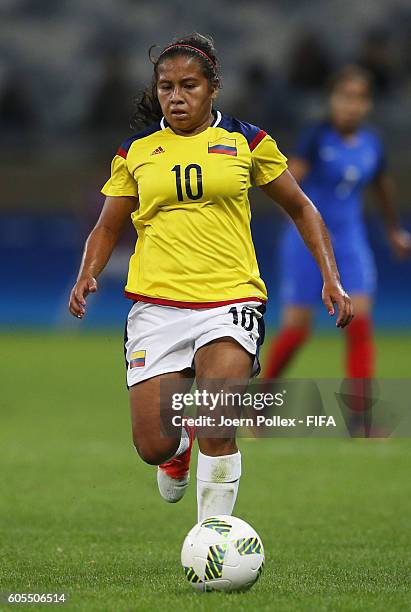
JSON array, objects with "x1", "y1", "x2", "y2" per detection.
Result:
[{"x1": 160, "y1": 110, "x2": 222, "y2": 131}]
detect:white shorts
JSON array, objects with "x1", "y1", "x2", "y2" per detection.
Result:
[{"x1": 124, "y1": 301, "x2": 266, "y2": 387}]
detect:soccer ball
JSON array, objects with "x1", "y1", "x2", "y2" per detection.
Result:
[{"x1": 181, "y1": 515, "x2": 264, "y2": 592}]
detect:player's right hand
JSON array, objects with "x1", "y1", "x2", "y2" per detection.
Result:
[{"x1": 68, "y1": 276, "x2": 98, "y2": 319}]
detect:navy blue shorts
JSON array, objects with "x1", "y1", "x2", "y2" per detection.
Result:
[{"x1": 279, "y1": 225, "x2": 377, "y2": 306}]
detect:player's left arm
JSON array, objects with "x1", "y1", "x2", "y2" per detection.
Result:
[
  {"x1": 371, "y1": 171, "x2": 411, "y2": 259},
  {"x1": 261, "y1": 169, "x2": 353, "y2": 328}
]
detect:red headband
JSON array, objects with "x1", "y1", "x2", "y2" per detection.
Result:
[{"x1": 159, "y1": 44, "x2": 216, "y2": 67}]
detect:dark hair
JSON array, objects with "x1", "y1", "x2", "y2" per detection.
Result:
[
  {"x1": 130, "y1": 33, "x2": 221, "y2": 130},
  {"x1": 328, "y1": 64, "x2": 374, "y2": 95}
]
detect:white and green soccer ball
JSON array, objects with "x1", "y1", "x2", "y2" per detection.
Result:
[{"x1": 181, "y1": 515, "x2": 264, "y2": 592}]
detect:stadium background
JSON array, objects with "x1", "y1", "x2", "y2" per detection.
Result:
[
  {"x1": 1, "y1": 0, "x2": 411, "y2": 330},
  {"x1": 2, "y1": 2, "x2": 411, "y2": 610}
]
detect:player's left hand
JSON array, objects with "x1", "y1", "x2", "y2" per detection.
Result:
[
  {"x1": 322, "y1": 280, "x2": 354, "y2": 328},
  {"x1": 388, "y1": 228, "x2": 411, "y2": 259}
]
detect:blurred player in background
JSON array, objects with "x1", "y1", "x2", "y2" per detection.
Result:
[
  {"x1": 264, "y1": 66, "x2": 411, "y2": 385},
  {"x1": 69, "y1": 34, "x2": 352, "y2": 521}
]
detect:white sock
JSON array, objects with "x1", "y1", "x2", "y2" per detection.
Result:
[
  {"x1": 196, "y1": 450, "x2": 241, "y2": 521},
  {"x1": 169, "y1": 426, "x2": 190, "y2": 461}
]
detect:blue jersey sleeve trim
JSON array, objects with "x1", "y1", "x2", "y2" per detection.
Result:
[
  {"x1": 117, "y1": 122, "x2": 162, "y2": 157},
  {"x1": 218, "y1": 114, "x2": 265, "y2": 150}
]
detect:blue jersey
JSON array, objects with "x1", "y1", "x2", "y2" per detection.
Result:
[
  {"x1": 296, "y1": 121, "x2": 386, "y2": 237},
  {"x1": 279, "y1": 121, "x2": 384, "y2": 304}
]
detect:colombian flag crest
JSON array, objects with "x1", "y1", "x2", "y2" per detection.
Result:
[
  {"x1": 130, "y1": 350, "x2": 146, "y2": 368},
  {"x1": 208, "y1": 138, "x2": 237, "y2": 156}
]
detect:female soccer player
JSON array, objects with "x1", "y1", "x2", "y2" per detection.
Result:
[
  {"x1": 264, "y1": 65, "x2": 411, "y2": 382},
  {"x1": 69, "y1": 34, "x2": 352, "y2": 521}
]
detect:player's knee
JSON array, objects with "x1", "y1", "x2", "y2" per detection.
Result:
[
  {"x1": 282, "y1": 307, "x2": 313, "y2": 331},
  {"x1": 134, "y1": 443, "x2": 162, "y2": 465},
  {"x1": 288, "y1": 322, "x2": 311, "y2": 335},
  {"x1": 134, "y1": 440, "x2": 178, "y2": 465}
]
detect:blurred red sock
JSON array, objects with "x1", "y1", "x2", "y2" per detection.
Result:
[
  {"x1": 345, "y1": 316, "x2": 375, "y2": 424},
  {"x1": 346, "y1": 315, "x2": 374, "y2": 379},
  {"x1": 263, "y1": 327, "x2": 309, "y2": 378}
]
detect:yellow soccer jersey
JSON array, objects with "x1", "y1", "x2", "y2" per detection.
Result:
[{"x1": 101, "y1": 110, "x2": 287, "y2": 306}]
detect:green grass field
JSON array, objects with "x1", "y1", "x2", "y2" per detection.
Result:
[{"x1": 1, "y1": 332, "x2": 410, "y2": 611}]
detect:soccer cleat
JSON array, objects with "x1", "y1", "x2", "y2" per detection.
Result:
[{"x1": 157, "y1": 423, "x2": 196, "y2": 503}]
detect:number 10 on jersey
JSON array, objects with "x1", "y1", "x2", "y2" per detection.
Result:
[{"x1": 172, "y1": 164, "x2": 203, "y2": 201}]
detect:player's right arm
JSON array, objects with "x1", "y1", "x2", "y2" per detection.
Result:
[
  {"x1": 261, "y1": 170, "x2": 353, "y2": 328},
  {"x1": 69, "y1": 195, "x2": 138, "y2": 318}
]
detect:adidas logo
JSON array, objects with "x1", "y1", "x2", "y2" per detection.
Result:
[{"x1": 151, "y1": 146, "x2": 165, "y2": 156}]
